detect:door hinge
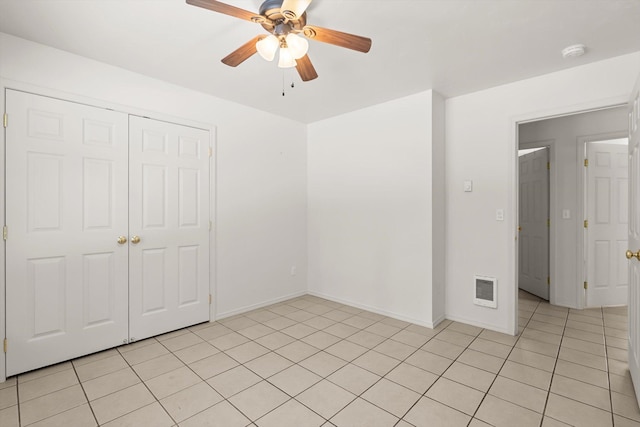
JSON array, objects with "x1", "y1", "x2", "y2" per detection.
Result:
[
  {"x1": 3, "y1": 338, "x2": 7, "y2": 353},
  {"x1": 209, "y1": 220, "x2": 212, "y2": 231},
  {"x1": 547, "y1": 162, "x2": 550, "y2": 170},
  {"x1": 584, "y1": 220, "x2": 588, "y2": 228},
  {"x1": 584, "y1": 281, "x2": 588, "y2": 290},
  {"x1": 2, "y1": 113, "x2": 7, "y2": 128},
  {"x1": 209, "y1": 147, "x2": 212, "y2": 157},
  {"x1": 209, "y1": 294, "x2": 212, "y2": 305},
  {"x1": 2, "y1": 226, "x2": 7, "y2": 241},
  {"x1": 584, "y1": 158, "x2": 589, "y2": 167},
  {"x1": 547, "y1": 219, "x2": 550, "y2": 227},
  {"x1": 547, "y1": 276, "x2": 550, "y2": 286}
]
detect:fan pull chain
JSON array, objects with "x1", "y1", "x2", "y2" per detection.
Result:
[{"x1": 281, "y1": 69, "x2": 296, "y2": 96}]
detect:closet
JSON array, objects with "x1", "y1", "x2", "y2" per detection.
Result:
[{"x1": 5, "y1": 90, "x2": 211, "y2": 375}]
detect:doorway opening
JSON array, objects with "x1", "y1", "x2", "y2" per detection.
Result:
[{"x1": 515, "y1": 106, "x2": 629, "y2": 331}]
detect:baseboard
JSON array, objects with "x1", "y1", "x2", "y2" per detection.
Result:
[
  {"x1": 215, "y1": 290, "x2": 307, "y2": 320},
  {"x1": 307, "y1": 290, "x2": 439, "y2": 329},
  {"x1": 445, "y1": 313, "x2": 515, "y2": 336}
]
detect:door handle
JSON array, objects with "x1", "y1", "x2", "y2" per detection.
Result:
[
  {"x1": 117, "y1": 236, "x2": 127, "y2": 245},
  {"x1": 626, "y1": 250, "x2": 640, "y2": 261},
  {"x1": 131, "y1": 235, "x2": 141, "y2": 244}
]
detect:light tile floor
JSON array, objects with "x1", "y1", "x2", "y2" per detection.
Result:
[{"x1": 1, "y1": 291, "x2": 639, "y2": 426}]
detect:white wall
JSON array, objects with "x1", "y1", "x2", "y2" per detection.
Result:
[
  {"x1": 307, "y1": 90, "x2": 445, "y2": 327},
  {"x1": 446, "y1": 52, "x2": 640, "y2": 334},
  {"x1": 519, "y1": 107, "x2": 628, "y2": 308},
  {"x1": 0, "y1": 33, "x2": 308, "y2": 322}
]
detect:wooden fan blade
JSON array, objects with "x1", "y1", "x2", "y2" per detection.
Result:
[
  {"x1": 186, "y1": 0, "x2": 258, "y2": 22},
  {"x1": 280, "y1": 0, "x2": 312, "y2": 20},
  {"x1": 295, "y1": 54, "x2": 318, "y2": 82},
  {"x1": 222, "y1": 35, "x2": 265, "y2": 67},
  {"x1": 303, "y1": 25, "x2": 371, "y2": 53}
]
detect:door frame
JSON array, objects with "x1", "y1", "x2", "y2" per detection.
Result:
[
  {"x1": 517, "y1": 141, "x2": 554, "y2": 303},
  {"x1": 0, "y1": 79, "x2": 218, "y2": 382},
  {"x1": 578, "y1": 132, "x2": 629, "y2": 308},
  {"x1": 509, "y1": 98, "x2": 628, "y2": 335}
]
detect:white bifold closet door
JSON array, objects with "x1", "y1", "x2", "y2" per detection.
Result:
[
  {"x1": 128, "y1": 116, "x2": 210, "y2": 342},
  {"x1": 5, "y1": 90, "x2": 130, "y2": 375},
  {"x1": 5, "y1": 90, "x2": 210, "y2": 376}
]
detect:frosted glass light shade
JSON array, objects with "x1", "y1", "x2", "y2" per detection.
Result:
[
  {"x1": 282, "y1": 0, "x2": 312, "y2": 19},
  {"x1": 278, "y1": 47, "x2": 297, "y2": 68},
  {"x1": 285, "y1": 33, "x2": 309, "y2": 59},
  {"x1": 256, "y1": 35, "x2": 279, "y2": 61}
]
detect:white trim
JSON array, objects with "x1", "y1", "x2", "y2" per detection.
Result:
[
  {"x1": 510, "y1": 96, "x2": 629, "y2": 335},
  {"x1": 445, "y1": 314, "x2": 514, "y2": 336},
  {"x1": 307, "y1": 291, "x2": 444, "y2": 329},
  {"x1": 215, "y1": 290, "x2": 307, "y2": 320}
]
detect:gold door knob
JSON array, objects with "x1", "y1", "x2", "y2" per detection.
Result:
[
  {"x1": 117, "y1": 236, "x2": 127, "y2": 245},
  {"x1": 626, "y1": 250, "x2": 640, "y2": 261},
  {"x1": 131, "y1": 235, "x2": 141, "y2": 244}
]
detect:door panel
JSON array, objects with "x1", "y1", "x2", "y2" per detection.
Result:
[
  {"x1": 586, "y1": 142, "x2": 628, "y2": 306},
  {"x1": 628, "y1": 75, "x2": 640, "y2": 408},
  {"x1": 518, "y1": 147, "x2": 550, "y2": 300},
  {"x1": 6, "y1": 90, "x2": 129, "y2": 375},
  {"x1": 129, "y1": 116, "x2": 210, "y2": 341}
]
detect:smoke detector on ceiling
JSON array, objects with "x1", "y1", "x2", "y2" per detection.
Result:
[{"x1": 561, "y1": 44, "x2": 586, "y2": 59}]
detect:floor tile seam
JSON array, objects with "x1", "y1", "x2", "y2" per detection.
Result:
[
  {"x1": 551, "y1": 370, "x2": 610, "y2": 391},
  {"x1": 545, "y1": 391, "x2": 616, "y2": 418},
  {"x1": 116, "y1": 346, "x2": 179, "y2": 427},
  {"x1": 16, "y1": 365, "x2": 75, "y2": 385},
  {"x1": 156, "y1": 330, "x2": 191, "y2": 343},
  {"x1": 16, "y1": 381, "x2": 80, "y2": 406},
  {"x1": 558, "y1": 343, "x2": 607, "y2": 358},
  {"x1": 601, "y1": 306, "x2": 617, "y2": 427},
  {"x1": 14, "y1": 372, "x2": 22, "y2": 427},
  {"x1": 540, "y1": 310, "x2": 575, "y2": 425},
  {"x1": 293, "y1": 391, "x2": 357, "y2": 422},
  {"x1": 21, "y1": 393, "x2": 89, "y2": 426},
  {"x1": 75, "y1": 366, "x2": 138, "y2": 390},
  {"x1": 116, "y1": 339, "x2": 159, "y2": 355},
  {"x1": 469, "y1": 300, "x2": 540, "y2": 423},
  {"x1": 71, "y1": 363, "x2": 99, "y2": 427},
  {"x1": 495, "y1": 370, "x2": 550, "y2": 392},
  {"x1": 20, "y1": 401, "x2": 92, "y2": 427}
]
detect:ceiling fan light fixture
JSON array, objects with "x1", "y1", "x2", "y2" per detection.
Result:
[
  {"x1": 278, "y1": 47, "x2": 297, "y2": 68},
  {"x1": 285, "y1": 33, "x2": 309, "y2": 59},
  {"x1": 256, "y1": 34, "x2": 279, "y2": 61}
]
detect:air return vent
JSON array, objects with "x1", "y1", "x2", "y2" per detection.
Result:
[{"x1": 474, "y1": 275, "x2": 497, "y2": 308}]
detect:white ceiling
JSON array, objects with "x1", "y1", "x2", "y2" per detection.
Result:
[{"x1": 1, "y1": 0, "x2": 640, "y2": 123}]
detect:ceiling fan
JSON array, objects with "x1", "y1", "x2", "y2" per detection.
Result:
[{"x1": 185, "y1": 0, "x2": 372, "y2": 82}]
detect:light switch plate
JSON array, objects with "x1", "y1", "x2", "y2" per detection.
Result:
[
  {"x1": 464, "y1": 180, "x2": 473, "y2": 192},
  {"x1": 496, "y1": 209, "x2": 504, "y2": 221},
  {"x1": 562, "y1": 209, "x2": 571, "y2": 219}
]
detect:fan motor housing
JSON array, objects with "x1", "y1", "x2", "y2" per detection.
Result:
[{"x1": 258, "y1": 0, "x2": 306, "y2": 33}]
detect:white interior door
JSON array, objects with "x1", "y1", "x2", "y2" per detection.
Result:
[
  {"x1": 5, "y1": 90, "x2": 129, "y2": 375},
  {"x1": 628, "y1": 75, "x2": 640, "y2": 407},
  {"x1": 128, "y1": 116, "x2": 210, "y2": 341},
  {"x1": 518, "y1": 147, "x2": 550, "y2": 300},
  {"x1": 586, "y1": 141, "x2": 629, "y2": 307}
]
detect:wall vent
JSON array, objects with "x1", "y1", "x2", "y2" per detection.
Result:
[{"x1": 474, "y1": 275, "x2": 497, "y2": 308}]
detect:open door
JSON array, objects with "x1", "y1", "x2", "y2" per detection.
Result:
[
  {"x1": 518, "y1": 147, "x2": 550, "y2": 300},
  {"x1": 586, "y1": 141, "x2": 629, "y2": 307},
  {"x1": 628, "y1": 72, "x2": 640, "y2": 407}
]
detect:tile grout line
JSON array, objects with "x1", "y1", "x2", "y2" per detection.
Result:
[
  {"x1": 467, "y1": 296, "x2": 542, "y2": 426},
  {"x1": 71, "y1": 362, "x2": 100, "y2": 427},
  {"x1": 536, "y1": 298, "x2": 569, "y2": 427}
]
